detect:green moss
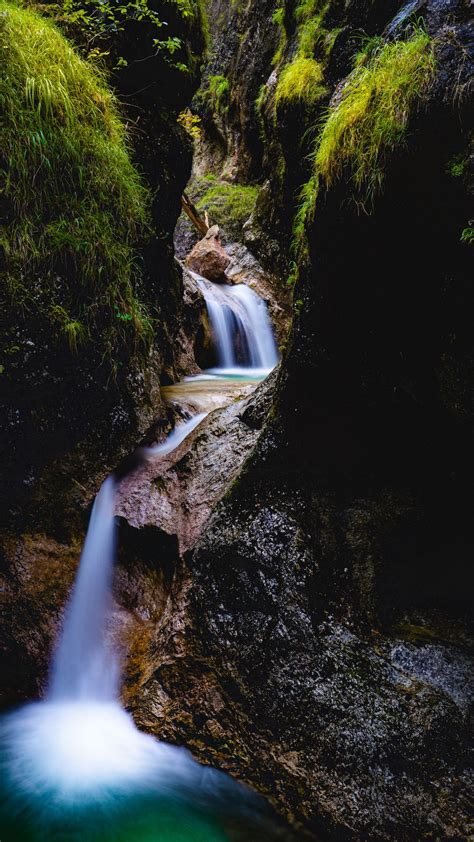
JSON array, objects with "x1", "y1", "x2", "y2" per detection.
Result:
[
  {"x1": 275, "y1": 56, "x2": 326, "y2": 107},
  {"x1": 0, "y1": 2, "x2": 152, "y2": 356},
  {"x1": 315, "y1": 30, "x2": 436, "y2": 202},
  {"x1": 460, "y1": 226, "x2": 474, "y2": 244},
  {"x1": 195, "y1": 175, "x2": 258, "y2": 238}
]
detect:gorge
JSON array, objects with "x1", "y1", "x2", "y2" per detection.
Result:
[{"x1": 0, "y1": 0, "x2": 472, "y2": 840}]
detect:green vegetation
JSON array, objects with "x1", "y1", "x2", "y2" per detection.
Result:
[
  {"x1": 287, "y1": 30, "x2": 436, "y2": 284},
  {"x1": 178, "y1": 108, "x2": 202, "y2": 139},
  {"x1": 271, "y1": 6, "x2": 287, "y2": 66},
  {"x1": 49, "y1": 0, "x2": 208, "y2": 72},
  {"x1": 446, "y1": 155, "x2": 469, "y2": 178},
  {"x1": 293, "y1": 0, "x2": 342, "y2": 64},
  {"x1": 315, "y1": 30, "x2": 436, "y2": 201},
  {"x1": 292, "y1": 176, "x2": 318, "y2": 254},
  {"x1": 275, "y1": 56, "x2": 326, "y2": 107},
  {"x1": 0, "y1": 2, "x2": 152, "y2": 356},
  {"x1": 460, "y1": 226, "x2": 474, "y2": 245},
  {"x1": 274, "y1": 0, "x2": 331, "y2": 108},
  {"x1": 208, "y1": 74, "x2": 230, "y2": 115},
  {"x1": 353, "y1": 34, "x2": 383, "y2": 67},
  {"x1": 193, "y1": 175, "x2": 258, "y2": 238}
]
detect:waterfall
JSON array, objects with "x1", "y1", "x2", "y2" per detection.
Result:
[
  {"x1": 192, "y1": 273, "x2": 279, "y2": 374},
  {"x1": 0, "y1": 404, "x2": 282, "y2": 836},
  {"x1": 49, "y1": 476, "x2": 118, "y2": 702}
]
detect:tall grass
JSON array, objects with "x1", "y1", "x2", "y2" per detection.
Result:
[
  {"x1": 315, "y1": 30, "x2": 436, "y2": 202},
  {"x1": 275, "y1": 56, "x2": 326, "y2": 107},
  {"x1": 0, "y1": 1, "x2": 152, "y2": 356}
]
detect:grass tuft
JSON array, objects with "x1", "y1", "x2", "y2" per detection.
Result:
[
  {"x1": 315, "y1": 30, "x2": 436, "y2": 202},
  {"x1": 275, "y1": 56, "x2": 327, "y2": 107},
  {"x1": 0, "y1": 1, "x2": 152, "y2": 356}
]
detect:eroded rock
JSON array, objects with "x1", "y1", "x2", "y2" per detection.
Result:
[{"x1": 116, "y1": 372, "x2": 276, "y2": 555}]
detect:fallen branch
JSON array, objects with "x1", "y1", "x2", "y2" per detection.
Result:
[{"x1": 181, "y1": 192, "x2": 209, "y2": 237}]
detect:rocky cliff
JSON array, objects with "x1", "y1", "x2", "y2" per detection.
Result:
[{"x1": 127, "y1": 1, "x2": 473, "y2": 839}]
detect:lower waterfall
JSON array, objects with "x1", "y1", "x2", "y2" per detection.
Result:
[{"x1": 0, "y1": 418, "x2": 290, "y2": 841}]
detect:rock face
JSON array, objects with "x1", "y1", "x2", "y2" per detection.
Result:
[
  {"x1": 186, "y1": 226, "x2": 231, "y2": 282},
  {"x1": 116, "y1": 374, "x2": 276, "y2": 555},
  {"x1": 126, "y1": 1, "x2": 473, "y2": 839}
]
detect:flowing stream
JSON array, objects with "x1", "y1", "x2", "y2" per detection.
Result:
[{"x1": 0, "y1": 280, "x2": 285, "y2": 841}]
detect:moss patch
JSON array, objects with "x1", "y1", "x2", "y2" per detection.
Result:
[
  {"x1": 194, "y1": 175, "x2": 258, "y2": 239},
  {"x1": 0, "y1": 1, "x2": 152, "y2": 357},
  {"x1": 208, "y1": 74, "x2": 229, "y2": 115}
]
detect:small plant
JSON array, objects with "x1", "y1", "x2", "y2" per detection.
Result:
[
  {"x1": 446, "y1": 155, "x2": 468, "y2": 178},
  {"x1": 460, "y1": 226, "x2": 474, "y2": 245},
  {"x1": 178, "y1": 108, "x2": 202, "y2": 140},
  {"x1": 293, "y1": 177, "x2": 318, "y2": 244},
  {"x1": 208, "y1": 75, "x2": 230, "y2": 115}
]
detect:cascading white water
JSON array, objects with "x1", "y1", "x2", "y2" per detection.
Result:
[
  {"x1": 145, "y1": 413, "x2": 207, "y2": 458},
  {"x1": 192, "y1": 273, "x2": 279, "y2": 375},
  {"x1": 0, "y1": 415, "x2": 280, "y2": 840},
  {"x1": 49, "y1": 476, "x2": 118, "y2": 702}
]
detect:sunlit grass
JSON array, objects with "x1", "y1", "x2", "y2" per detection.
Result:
[{"x1": 275, "y1": 56, "x2": 327, "y2": 107}]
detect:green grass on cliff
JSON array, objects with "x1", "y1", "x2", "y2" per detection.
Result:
[
  {"x1": 287, "y1": 30, "x2": 436, "y2": 285},
  {"x1": 0, "y1": 1, "x2": 152, "y2": 355},
  {"x1": 315, "y1": 30, "x2": 436, "y2": 201},
  {"x1": 274, "y1": 0, "x2": 331, "y2": 109},
  {"x1": 275, "y1": 56, "x2": 326, "y2": 108}
]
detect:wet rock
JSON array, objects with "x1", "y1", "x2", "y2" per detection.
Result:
[
  {"x1": 186, "y1": 226, "x2": 231, "y2": 282},
  {"x1": 116, "y1": 373, "x2": 276, "y2": 555}
]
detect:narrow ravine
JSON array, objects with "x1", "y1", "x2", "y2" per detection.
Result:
[
  {"x1": 0, "y1": 277, "x2": 292, "y2": 841},
  {"x1": 1, "y1": 0, "x2": 471, "y2": 839}
]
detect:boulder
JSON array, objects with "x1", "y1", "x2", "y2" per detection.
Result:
[{"x1": 185, "y1": 226, "x2": 231, "y2": 282}]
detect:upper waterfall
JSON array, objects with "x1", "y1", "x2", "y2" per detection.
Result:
[{"x1": 192, "y1": 273, "x2": 279, "y2": 374}]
